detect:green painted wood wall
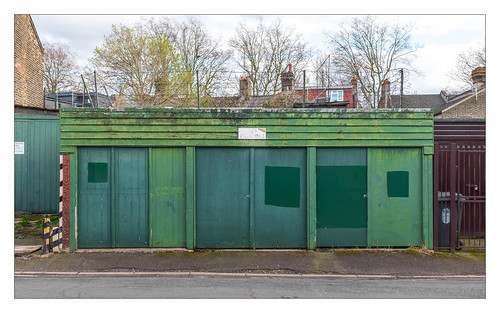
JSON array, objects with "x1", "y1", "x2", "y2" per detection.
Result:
[
  {"x1": 61, "y1": 108, "x2": 434, "y2": 250},
  {"x1": 60, "y1": 108, "x2": 434, "y2": 152}
]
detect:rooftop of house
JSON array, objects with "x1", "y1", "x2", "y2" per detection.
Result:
[{"x1": 390, "y1": 87, "x2": 485, "y2": 116}]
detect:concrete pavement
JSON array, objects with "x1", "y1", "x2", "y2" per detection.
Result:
[{"x1": 14, "y1": 248, "x2": 486, "y2": 278}]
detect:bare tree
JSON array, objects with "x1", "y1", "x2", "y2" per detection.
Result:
[
  {"x1": 325, "y1": 16, "x2": 420, "y2": 108},
  {"x1": 173, "y1": 18, "x2": 232, "y2": 97},
  {"x1": 229, "y1": 17, "x2": 309, "y2": 96},
  {"x1": 447, "y1": 42, "x2": 485, "y2": 90},
  {"x1": 42, "y1": 41, "x2": 80, "y2": 93}
]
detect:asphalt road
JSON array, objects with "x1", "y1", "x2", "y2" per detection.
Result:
[{"x1": 14, "y1": 276, "x2": 485, "y2": 299}]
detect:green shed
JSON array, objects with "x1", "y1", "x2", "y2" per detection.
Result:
[
  {"x1": 15, "y1": 115, "x2": 61, "y2": 214},
  {"x1": 60, "y1": 108, "x2": 434, "y2": 250}
]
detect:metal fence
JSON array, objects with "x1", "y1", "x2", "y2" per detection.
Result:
[{"x1": 433, "y1": 141, "x2": 486, "y2": 251}]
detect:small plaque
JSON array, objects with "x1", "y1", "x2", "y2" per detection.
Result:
[{"x1": 238, "y1": 128, "x2": 266, "y2": 140}]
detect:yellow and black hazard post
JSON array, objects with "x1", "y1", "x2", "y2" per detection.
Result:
[{"x1": 41, "y1": 215, "x2": 51, "y2": 255}]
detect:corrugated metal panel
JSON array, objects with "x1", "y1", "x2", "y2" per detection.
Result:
[
  {"x1": 254, "y1": 148, "x2": 307, "y2": 248},
  {"x1": 316, "y1": 148, "x2": 367, "y2": 247},
  {"x1": 367, "y1": 148, "x2": 422, "y2": 247},
  {"x1": 14, "y1": 115, "x2": 60, "y2": 213},
  {"x1": 434, "y1": 120, "x2": 485, "y2": 142},
  {"x1": 59, "y1": 108, "x2": 434, "y2": 153},
  {"x1": 149, "y1": 148, "x2": 186, "y2": 247}
]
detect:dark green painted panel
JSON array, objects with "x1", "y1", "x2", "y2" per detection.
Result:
[
  {"x1": 387, "y1": 171, "x2": 409, "y2": 197},
  {"x1": 113, "y1": 148, "x2": 149, "y2": 247},
  {"x1": 368, "y1": 148, "x2": 422, "y2": 247},
  {"x1": 88, "y1": 163, "x2": 108, "y2": 183},
  {"x1": 196, "y1": 148, "x2": 251, "y2": 248},
  {"x1": 317, "y1": 166, "x2": 367, "y2": 228},
  {"x1": 254, "y1": 148, "x2": 307, "y2": 248},
  {"x1": 316, "y1": 148, "x2": 367, "y2": 247},
  {"x1": 78, "y1": 147, "x2": 112, "y2": 248},
  {"x1": 264, "y1": 166, "x2": 300, "y2": 208},
  {"x1": 15, "y1": 116, "x2": 60, "y2": 213},
  {"x1": 150, "y1": 148, "x2": 186, "y2": 247}
]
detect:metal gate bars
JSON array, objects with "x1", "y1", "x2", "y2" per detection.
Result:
[{"x1": 433, "y1": 142, "x2": 486, "y2": 251}]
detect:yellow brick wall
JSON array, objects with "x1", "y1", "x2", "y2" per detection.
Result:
[
  {"x1": 436, "y1": 89, "x2": 486, "y2": 119},
  {"x1": 14, "y1": 14, "x2": 44, "y2": 108}
]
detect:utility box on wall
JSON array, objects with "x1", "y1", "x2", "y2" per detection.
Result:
[{"x1": 59, "y1": 108, "x2": 434, "y2": 250}]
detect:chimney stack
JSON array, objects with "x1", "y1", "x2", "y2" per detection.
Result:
[
  {"x1": 281, "y1": 64, "x2": 295, "y2": 92},
  {"x1": 471, "y1": 66, "x2": 486, "y2": 90},
  {"x1": 240, "y1": 76, "x2": 251, "y2": 99},
  {"x1": 350, "y1": 76, "x2": 358, "y2": 108},
  {"x1": 378, "y1": 78, "x2": 392, "y2": 108}
]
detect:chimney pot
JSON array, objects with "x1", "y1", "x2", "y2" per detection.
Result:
[
  {"x1": 240, "y1": 76, "x2": 251, "y2": 99},
  {"x1": 281, "y1": 64, "x2": 295, "y2": 92},
  {"x1": 471, "y1": 66, "x2": 486, "y2": 90},
  {"x1": 350, "y1": 76, "x2": 358, "y2": 109}
]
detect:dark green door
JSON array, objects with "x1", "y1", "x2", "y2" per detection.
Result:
[
  {"x1": 367, "y1": 148, "x2": 422, "y2": 247},
  {"x1": 113, "y1": 148, "x2": 149, "y2": 247},
  {"x1": 196, "y1": 148, "x2": 251, "y2": 248},
  {"x1": 78, "y1": 147, "x2": 148, "y2": 248},
  {"x1": 78, "y1": 147, "x2": 112, "y2": 248},
  {"x1": 316, "y1": 148, "x2": 367, "y2": 247},
  {"x1": 254, "y1": 148, "x2": 307, "y2": 248},
  {"x1": 149, "y1": 148, "x2": 186, "y2": 247}
]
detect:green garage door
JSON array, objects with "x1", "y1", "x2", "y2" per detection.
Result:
[
  {"x1": 78, "y1": 147, "x2": 112, "y2": 248},
  {"x1": 196, "y1": 148, "x2": 251, "y2": 248},
  {"x1": 113, "y1": 148, "x2": 149, "y2": 247},
  {"x1": 196, "y1": 148, "x2": 307, "y2": 249},
  {"x1": 368, "y1": 148, "x2": 422, "y2": 247},
  {"x1": 149, "y1": 148, "x2": 186, "y2": 247},
  {"x1": 78, "y1": 147, "x2": 148, "y2": 248},
  {"x1": 316, "y1": 148, "x2": 367, "y2": 247},
  {"x1": 254, "y1": 148, "x2": 307, "y2": 248}
]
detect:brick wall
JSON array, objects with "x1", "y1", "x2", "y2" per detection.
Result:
[
  {"x1": 295, "y1": 88, "x2": 354, "y2": 107},
  {"x1": 14, "y1": 14, "x2": 44, "y2": 108},
  {"x1": 436, "y1": 89, "x2": 486, "y2": 119}
]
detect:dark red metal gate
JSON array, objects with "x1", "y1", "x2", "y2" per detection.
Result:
[{"x1": 433, "y1": 120, "x2": 486, "y2": 251}]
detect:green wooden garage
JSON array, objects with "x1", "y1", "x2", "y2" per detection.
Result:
[{"x1": 60, "y1": 108, "x2": 434, "y2": 250}]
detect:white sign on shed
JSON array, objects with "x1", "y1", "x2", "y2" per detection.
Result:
[
  {"x1": 238, "y1": 128, "x2": 266, "y2": 140},
  {"x1": 15, "y1": 142, "x2": 24, "y2": 155}
]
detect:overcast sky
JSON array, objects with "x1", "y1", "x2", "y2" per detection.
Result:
[{"x1": 30, "y1": 13, "x2": 485, "y2": 94}]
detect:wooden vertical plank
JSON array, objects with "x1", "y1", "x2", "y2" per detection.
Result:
[
  {"x1": 185, "y1": 147, "x2": 195, "y2": 250},
  {"x1": 307, "y1": 147, "x2": 317, "y2": 250},
  {"x1": 422, "y1": 152, "x2": 433, "y2": 249}
]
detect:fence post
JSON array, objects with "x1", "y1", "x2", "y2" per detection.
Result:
[
  {"x1": 42, "y1": 215, "x2": 51, "y2": 255},
  {"x1": 52, "y1": 155, "x2": 64, "y2": 252}
]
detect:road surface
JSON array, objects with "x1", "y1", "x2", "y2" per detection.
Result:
[{"x1": 14, "y1": 275, "x2": 485, "y2": 299}]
